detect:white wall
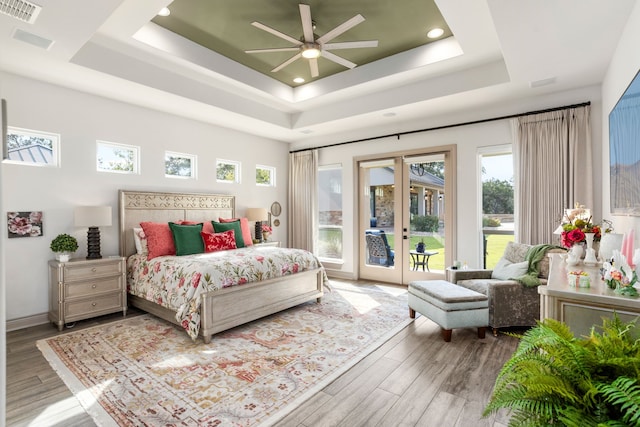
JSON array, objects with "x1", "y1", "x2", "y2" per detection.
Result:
[
  {"x1": 602, "y1": 1, "x2": 640, "y2": 235},
  {"x1": 296, "y1": 86, "x2": 603, "y2": 278},
  {"x1": 0, "y1": 72, "x2": 290, "y2": 322}
]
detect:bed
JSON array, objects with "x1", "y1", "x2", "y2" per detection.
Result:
[{"x1": 119, "y1": 190, "x2": 325, "y2": 343}]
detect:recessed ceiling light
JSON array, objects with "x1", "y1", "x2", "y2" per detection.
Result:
[
  {"x1": 427, "y1": 28, "x2": 444, "y2": 39},
  {"x1": 293, "y1": 77, "x2": 305, "y2": 84},
  {"x1": 158, "y1": 7, "x2": 171, "y2": 17}
]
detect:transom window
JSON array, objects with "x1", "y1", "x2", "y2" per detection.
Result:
[
  {"x1": 256, "y1": 164, "x2": 276, "y2": 186},
  {"x1": 4, "y1": 126, "x2": 60, "y2": 167},
  {"x1": 165, "y1": 151, "x2": 197, "y2": 179},
  {"x1": 96, "y1": 140, "x2": 140, "y2": 174},
  {"x1": 217, "y1": 159, "x2": 241, "y2": 183}
]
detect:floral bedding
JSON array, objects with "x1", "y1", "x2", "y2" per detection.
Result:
[{"x1": 127, "y1": 246, "x2": 325, "y2": 340}]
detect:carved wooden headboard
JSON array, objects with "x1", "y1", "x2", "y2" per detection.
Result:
[{"x1": 118, "y1": 190, "x2": 235, "y2": 257}]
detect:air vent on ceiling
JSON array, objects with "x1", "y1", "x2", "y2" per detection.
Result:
[{"x1": 0, "y1": 0, "x2": 42, "y2": 24}]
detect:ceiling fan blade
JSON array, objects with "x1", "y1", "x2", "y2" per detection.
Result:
[
  {"x1": 271, "y1": 53, "x2": 302, "y2": 73},
  {"x1": 245, "y1": 47, "x2": 300, "y2": 54},
  {"x1": 299, "y1": 4, "x2": 314, "y2": 43},
  {"x1": 309, "y1": 58, "x2": 319, "y2": 78},
  {"x1": 317, "y1": 14, "x2": 365, "y2": 44},
  {"x1": 322, "y1": 51, "x2": 357, "y2": 69},
  {"x1": 251, "y1": 21, "x2": 302, "y2": 46},
  {"x1": 323, "y1": 40, "x2": 378, "y2": 50}
]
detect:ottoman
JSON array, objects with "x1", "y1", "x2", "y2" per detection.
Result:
[{"x1": 408, "y1": 280, "x2": 489, "y2": 342}]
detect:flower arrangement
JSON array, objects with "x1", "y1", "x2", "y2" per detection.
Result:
[{"x1": 559, "y1": 203, "x2": 611, "y2": 248}]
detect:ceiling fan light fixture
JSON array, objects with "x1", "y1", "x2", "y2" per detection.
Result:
[
  {"x1": 301, "y1": 43, "x2": 321, "y2": 59},
  {"x1": 293, "y1": 77, "x2": 305, "y2": 84},
  {"x1": 427, "y1": 27, "x2": 444, "y2": 39},
  {"x1": 158, "y1": 7, "x2": 171, "y2": 17}
]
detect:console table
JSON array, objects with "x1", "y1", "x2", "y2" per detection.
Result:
[{"x1": 539, "y1": 253, "x2": 640, "y2": 336}]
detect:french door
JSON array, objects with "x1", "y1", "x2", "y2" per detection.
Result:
[{"x1": 358, "y1": 148, "x2": 455, "y2": 285}]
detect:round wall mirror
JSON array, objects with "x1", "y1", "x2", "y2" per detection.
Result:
[{"x1": 270, "y1": 201, "x2": 282, "y2": 217}]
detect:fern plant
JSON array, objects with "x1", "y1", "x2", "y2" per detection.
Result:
[{"x1": 483, "y1": 316, "x2": 640, "y2": 426}]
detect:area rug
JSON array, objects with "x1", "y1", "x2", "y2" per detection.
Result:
[{"x1": 37, "y1": 281, "x2": 411, "y2": 426}]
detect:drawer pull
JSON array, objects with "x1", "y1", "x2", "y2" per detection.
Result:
[
  {"x1": 91, "y1": 268, "x2": 97, "y2": 273},
  {"x1": 92, "y1": 302, "x2": 97, "y2": 307},
  {"x1": 91, "y1": 284, "x2": 97, "y2": 289}
]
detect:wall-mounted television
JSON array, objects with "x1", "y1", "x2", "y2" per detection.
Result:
[{"x1": 610, "y1": 69, "x2": 640, "y2": 215}]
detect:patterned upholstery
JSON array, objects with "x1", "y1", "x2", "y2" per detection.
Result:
[
  {"x1": 365, "y1": 230, "x2": 394, "y2": 267},
  {"x1": 447, "y1": 242, "x2": 565, "y2": 331}
]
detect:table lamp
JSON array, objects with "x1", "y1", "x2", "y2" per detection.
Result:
[
  {"x1": 74, "y1": 206, "x2": 112, "y2": 259},
  {"x1": 245, "y1": 207, "x2": 268, "y2": 242}
]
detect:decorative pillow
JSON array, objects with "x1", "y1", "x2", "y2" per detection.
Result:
[
  {"x1": 219, "y1": 217, "x2": 253, "y2": 246},
  {"x1": 169, "y1": 222, "x2": 204, "y2": 256},
  {"x1": 212, "y1": 220, "x2": 246, "y2": 248},
  {"x1": 132, "y1": 227, "x2": 148, "y2": 255},
  {"x1": 491, "y1": 258, "x2": 529, "y2": 280},
  {"x1": 201, "y1": 230, "x2": 237, "y2": 253},
  {"x1": 178, "y1": 220, "x2": 214, "y2": 234},
  {"x1": 140, "y1": 221, "x2": 176, "y2": 260}
]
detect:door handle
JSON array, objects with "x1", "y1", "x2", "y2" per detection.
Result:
[{"x1": 403, "y1": 235, "x2": 408, "y2": 239}]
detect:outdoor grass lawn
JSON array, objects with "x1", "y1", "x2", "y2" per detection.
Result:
[{"x1": 386, "y1": 233, "x2": 514, "y2": 271}]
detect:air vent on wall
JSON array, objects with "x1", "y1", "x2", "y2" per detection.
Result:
[{"x1": 0, "y1": 0, "x2": 42, "y2": 24}]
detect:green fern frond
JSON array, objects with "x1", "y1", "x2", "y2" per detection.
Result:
[{"x1": 598, "y1": 376, "x2": 640, "y2": 426}]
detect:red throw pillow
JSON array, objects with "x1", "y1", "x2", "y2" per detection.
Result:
[
  {"x1": 140, "y1": 221, "x2": 176, "y2": 259},
  {"x1": 178, "y1": 220, "x2": 214, "y2": 234},
  {"x1": 201, "y1": 230, "x2": 237, "y2": 252},
  {"x1": 219, "y1": 217, "x2": 253, "y2": 246}
]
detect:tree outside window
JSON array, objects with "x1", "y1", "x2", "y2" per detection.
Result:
[
  {"x1": 4, "y1": 127, "x2": 59, "y2": 167},
  {"x1": 256, "y1": 165, "x2": 275, "y2": 186},
  {"x1": 217, "y1": 159, "x2": 241, "y2": 183},
  {"x1": 97, "y1": 141, "x2": 139, "y2": 174},
  {"x1": 165, "y1": 151, "x2": 196, "y2": 179}
]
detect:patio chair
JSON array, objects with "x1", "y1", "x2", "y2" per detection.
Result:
[{"x1": 365, "y1": 229, "x2": 395, "y2": 267}]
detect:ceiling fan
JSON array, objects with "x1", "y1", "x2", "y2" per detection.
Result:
[{"x1": 245, "y1": 4, "x2": 378, "y2": 78}]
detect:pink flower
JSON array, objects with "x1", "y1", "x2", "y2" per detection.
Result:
[
  {"x1": 191, "y1": 272, "x2": 202, "y2": 288},
  {"x1": 238, "y1": 278, "x2": 247, "y2": 285},
  {"x1": 292, "y1": 263, "x2": 299, "y2": 273},
  {"x1": 255, "y1": 256, "x2": 265, "y2": 262},
  {"x1": 8, "y1": 216, "x2": 31, "y2": 235},
  {"x1": 154, "y1": 262, "x2": 161, "y2": 273},
  {"x1": 29, "y1": 212, "x2": 42, "y2": 223},
  {"x1": 142, "y1": 266, "x2": 149, "y2": 275},
  {"x1": 177, "y1": 277, "x2": 185, "y2": 288}
]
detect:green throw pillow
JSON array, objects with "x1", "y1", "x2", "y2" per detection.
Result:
[
  {"x1": 169, "y1": 222, "x2": 204, "y2": 256},
  {"x1": 212, "y1": 221, "x2": 245, "y2": 248}
]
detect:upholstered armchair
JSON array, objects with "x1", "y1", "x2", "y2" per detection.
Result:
[{"x1": 446, "y1": 242, "x2": 565, "y2": 334}]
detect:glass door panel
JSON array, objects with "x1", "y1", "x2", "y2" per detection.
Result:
[{"x1": 403, "y1": 155, "x2": 447, "y2": 282}]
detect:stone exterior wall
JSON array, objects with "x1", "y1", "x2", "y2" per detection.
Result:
[{"x1": 319, "y1": 210, "x2": 343, "y2": 225}]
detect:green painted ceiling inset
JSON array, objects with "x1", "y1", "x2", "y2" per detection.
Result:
[{"x1": 152, "y1": 0, "x2": 451, "y2": 86}]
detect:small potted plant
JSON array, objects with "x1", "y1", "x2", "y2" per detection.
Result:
[
  {"x1": 50, "y1": 233, "x2": 78, "y2": 262},
  {"x1": 415, "y1": 238, "x2": 425, "y2": 253}
]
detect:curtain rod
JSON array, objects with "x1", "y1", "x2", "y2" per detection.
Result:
[{"x1": 289, "y1": 101, "x2": 591, "y2": 154}]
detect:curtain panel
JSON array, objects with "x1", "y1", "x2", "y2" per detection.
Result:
[
  {"x1": 288, "y1": 150, "x2": 318, "y2": 251},
  {"x1": 514, "y1": 105, "x2": 592, "y2": 245}
]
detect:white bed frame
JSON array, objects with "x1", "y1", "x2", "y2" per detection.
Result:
[{"x1": 119, "y1": 190, "x2": 324, "y2": 343}]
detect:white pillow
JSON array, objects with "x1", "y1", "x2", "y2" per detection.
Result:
[
  {"x1": 133, "y1": 227, "x2": 148, "y2": 255},
  {"x1": 491, "y1": 258, "x2": 529, "y2": 280}
]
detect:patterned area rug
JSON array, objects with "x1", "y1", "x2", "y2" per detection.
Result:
[{"x1": 37, "y1": 281, "x2": 411, "y2": 426}]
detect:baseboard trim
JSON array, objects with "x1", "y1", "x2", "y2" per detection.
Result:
[
  {"x1": 6, "y1": 313, "x2": 49, "y2": 332},
  {"x1": 326, "y1": 270, "x2": 356, "y2": 280}
]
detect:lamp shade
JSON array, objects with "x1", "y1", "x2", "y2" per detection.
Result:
[
  {"x1": 74, "y1": 206, "x2": 112, "y2": 227},
  {"x1": 245, "y1": 208, "x2": 268, "y2": 222}
]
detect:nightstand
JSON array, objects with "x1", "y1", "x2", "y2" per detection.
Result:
[
  {"x1": 48, "y1": 257, "x2": 127, "y2": 331},
  {"x1": 254, "y1": 241, "x2": 280, "y2": 247}
]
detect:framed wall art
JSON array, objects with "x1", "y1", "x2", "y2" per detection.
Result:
[{"x1": 7, "y1": 211, "x2": 43, "y2": 238}]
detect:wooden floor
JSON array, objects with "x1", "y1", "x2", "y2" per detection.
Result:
[{"x1": 6, "y1": 281, "x2": 520, "y2": 427}]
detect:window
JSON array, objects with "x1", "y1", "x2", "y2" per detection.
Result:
[
  {"x1": 256, "y1": 164, "x2": 276, "y2": 186},
  {"x1": 318, "y1": 165, "x2": 343, "y2": 260},
  {"x1": 216, "y1": 159, "x2": 241, "y2": 183},
  {"x1": 165, "y1": 151, "x2": 196, "y2": 179},
  {"x1": 479, "y1": 146, "x2": 514, "y2": 269},
  {"x1": 97, "y1": 140, "x2": 139, "y2": 174},
  {"x1": 4, "y1": 126, "x2": 59, "y2": 167}
]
